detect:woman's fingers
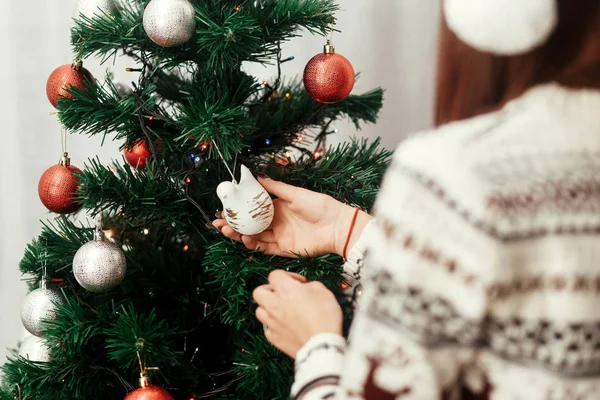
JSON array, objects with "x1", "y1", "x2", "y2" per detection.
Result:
[
  {"x1": 211, "y1": 219, "x2": 229, "y2": 231},
  {"x1": 253, "y1": 285, "x2": 279, "y2": 310},
  {"x1": 241, "y1": 235, "x2": 281, "y2": 255},
  {"x1": 213, "y1": 219, "x2": 277, "y2": 244},
  {"x1": 211, "y1": 219, "x2": 284, "y2": 255},
  {"x1": 221, "y1": 225, "x2": 242, "y2": 242},
  {"x1": 285, "y1": 272, "x2": 308, "y2": 283},
  {"x1": 268, "y1": 269, "x2": 303, "y2": 291},
  {"x1": 254, "y1": 230, "x2": 276, "y2": 243},
  {"x1": 255, "y1": 306, "x2": 273, "y2": 325},
  {"x1": 258, "y1": 177, "x2": 302, "y2": 202}
]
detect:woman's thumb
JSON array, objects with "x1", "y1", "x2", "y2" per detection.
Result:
[{"x1": 258, "y1": 176, "x2": 298, "y2": 201}]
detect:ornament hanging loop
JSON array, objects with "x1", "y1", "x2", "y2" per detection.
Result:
[
  {"x1": 136, "y1": 350, "x2": 159, "y2": 387},
  {"x1": 327, "y1": 17, "x2": 335, "y2": 43},
  {"x1": 211, "y1": 139, "x2": 237, "y2": 184},
  {"x1": 59, "y1": 126, "x2": 71, "y2": 166},
  {"x1": 40, "y1": 248, "x2": 49, "y2": 289},
  {"x1": 94, "y1": 216, "x2": 104, "y2": 241}
]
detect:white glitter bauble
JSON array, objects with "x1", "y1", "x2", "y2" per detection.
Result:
[
  {"x1": 19, "y1": 336, "x2": 52, "y2": 362},
  {"x1": 21, "y1": 286, "x2": 64, "y2": 337},
  {"x1": 143, "y1": 0, "x2": 196, "y2": 47},
  {"x1": 73, "y1": 234, "x2": 127, "y2": 293},
  {"x1": 75, "y1": 0, "x2": 117, "y2": 20}
]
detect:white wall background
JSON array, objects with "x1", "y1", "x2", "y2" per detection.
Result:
[{"x1": 0, "y1": 0, "x2": 440, "y2": 362}]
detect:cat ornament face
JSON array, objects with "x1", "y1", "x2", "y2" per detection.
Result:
[{"x1": 216, "y1": 165, "x2": 274, "y2": 235}]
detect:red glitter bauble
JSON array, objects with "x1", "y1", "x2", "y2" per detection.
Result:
[
  {"x1": 46, "y1": 62, "x2": 94, "y2": 108},
  {"x1": 124, "y1": 140, "x2": 152, "y2": 168},
  {"x1": 303, "y1": 45, "x2": 355, "y2": 104},
  {"x1": 124, "y1": 385, "x2": 174, "y2": 400},
  {"x1": 38, "y1": 162, "x2": 83, "y2": 214}
]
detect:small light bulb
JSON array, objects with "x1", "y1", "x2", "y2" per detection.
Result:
[
  {"x1": 285, "y1": 93, "x2": 291, "y2": 100},
  {"x1": 297, "y1": 135, "x2": 304, "y2": 142},
  {"x1": 334, "y1": 129, "x2": 339, "y2": 133},
  {"x1": 265, "y1": 139, "x2": 271, "y2": 145},
  {"x1": 105, "y1": 230, "x2": 113, "y2": 239},
  {"x1": 284, "y1": 151, "x2": 291, "y2": 158},
  {"x1": 183, "y1": 245, "x2": 189, "y2": 251},
  {"x1": 143, "y1": 228, "x2": 150, "y2": 235}
]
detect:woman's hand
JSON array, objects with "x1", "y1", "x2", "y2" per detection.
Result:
[
  {"x1": 253, "y1": 270, "x2": 343, "y2": 359},
  {"x1": 212, "y1": 176, "x2": 373, "y2": 258}
]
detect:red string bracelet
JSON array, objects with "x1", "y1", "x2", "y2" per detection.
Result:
[{"x1": 343, "y1": 207, "x2": 361, "y2": 260}]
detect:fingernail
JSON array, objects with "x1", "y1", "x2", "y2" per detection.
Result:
[
  {"x1": 205, "y1": 222, "x2": 213, "y2": 229},
  {"x1": 215, "y1": 211, "x2": 223, "y2": 219},
  {"x1": 257, "y1": 173, "x2": 270, "y2": 179}
]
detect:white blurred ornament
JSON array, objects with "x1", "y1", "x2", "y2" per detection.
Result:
[
  {"x1": 73, "y1": 224, "x2": 127, "y2": 293},
  {"x1": 21, "y1": 280, "x2": 64, "y2": 337},
  {"x1": 114, "y1": 81, "x2": 133, "y2": 98},
  {"x1": 19, "y1": 335, "x2": 52, "y2": 362},
  {"x1": 143, "y1": 0, "x2": 196, "y2": 47},
  {"x1": 216, "y1": 165, "x2": 274, "y2": 235},
  {"x1": 75, "y1": 0, "x2": 117, "y2": 20}
]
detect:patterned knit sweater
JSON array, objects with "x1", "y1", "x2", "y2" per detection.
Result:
[{"x1": 291, "y1": 83, "x2": 600, "y2": 400}]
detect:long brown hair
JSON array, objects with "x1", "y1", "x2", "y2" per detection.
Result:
[{"x1": 435, "y1": 0, "x2": 600, "y2": 126}]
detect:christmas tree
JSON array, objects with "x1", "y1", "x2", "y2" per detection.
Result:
[{"x1": 1, "y1": 0, "x2": 388, "y2": 399}]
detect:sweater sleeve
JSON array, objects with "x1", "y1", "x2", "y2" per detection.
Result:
[{"x1": 290, "y1": 141, "x2": 496, "y2": 399}]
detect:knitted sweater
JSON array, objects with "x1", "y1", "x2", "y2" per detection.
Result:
[{"x1": 291, "y1": 83, "x2": 600, "y2": 400}]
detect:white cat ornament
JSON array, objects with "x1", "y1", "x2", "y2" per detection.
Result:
[{"x1": 216, "y1": 165, "x2": 275, "y2": 235}]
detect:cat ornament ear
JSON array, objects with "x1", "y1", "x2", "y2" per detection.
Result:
[{"x1": 216, "y1": 165, "x2": 274, "y2": 235}]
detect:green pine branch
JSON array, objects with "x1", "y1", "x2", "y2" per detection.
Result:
[
  {"x1": 105, "y1": 305, "x2": 178, "y2": 372},
  {"x1": 246, "y1": 81, "x2": 384, "y2": 156},
  {"x1": 77, "y1": 159, "x2": 193, "y2": 228},
  {"x1": 71, "y1": 0, "x2": 338, "y2": 70},
  {"x1": 271, "y1": 138, "x2": 391, "y2": 208},
  {"x1": 19, "y1": 219, "x2": 93, "y2": 280},
  {"x1": 229, "y1": 333, "x2": 294, "y2": 400}
]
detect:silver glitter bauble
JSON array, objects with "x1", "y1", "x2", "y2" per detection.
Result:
[
  {"x1": 19, "y1": 335, "x2": 52, "y2": 362},
  {"x1": 73, "y1": 233, "x2": 127, "y2": 293},
  {"x1": 143, "y1": 0, "x2": 196, "y2": 47},
  {"x1": 75, "y1": 0, "x2": 117, "y2": 20},
  {"x1": 21, "y1": 285, "x2": 64, "y2": 337}
]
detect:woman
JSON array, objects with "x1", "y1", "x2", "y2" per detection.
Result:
[{"x1": 214, "y1": 0, "x2": 600, "y2": 398}]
